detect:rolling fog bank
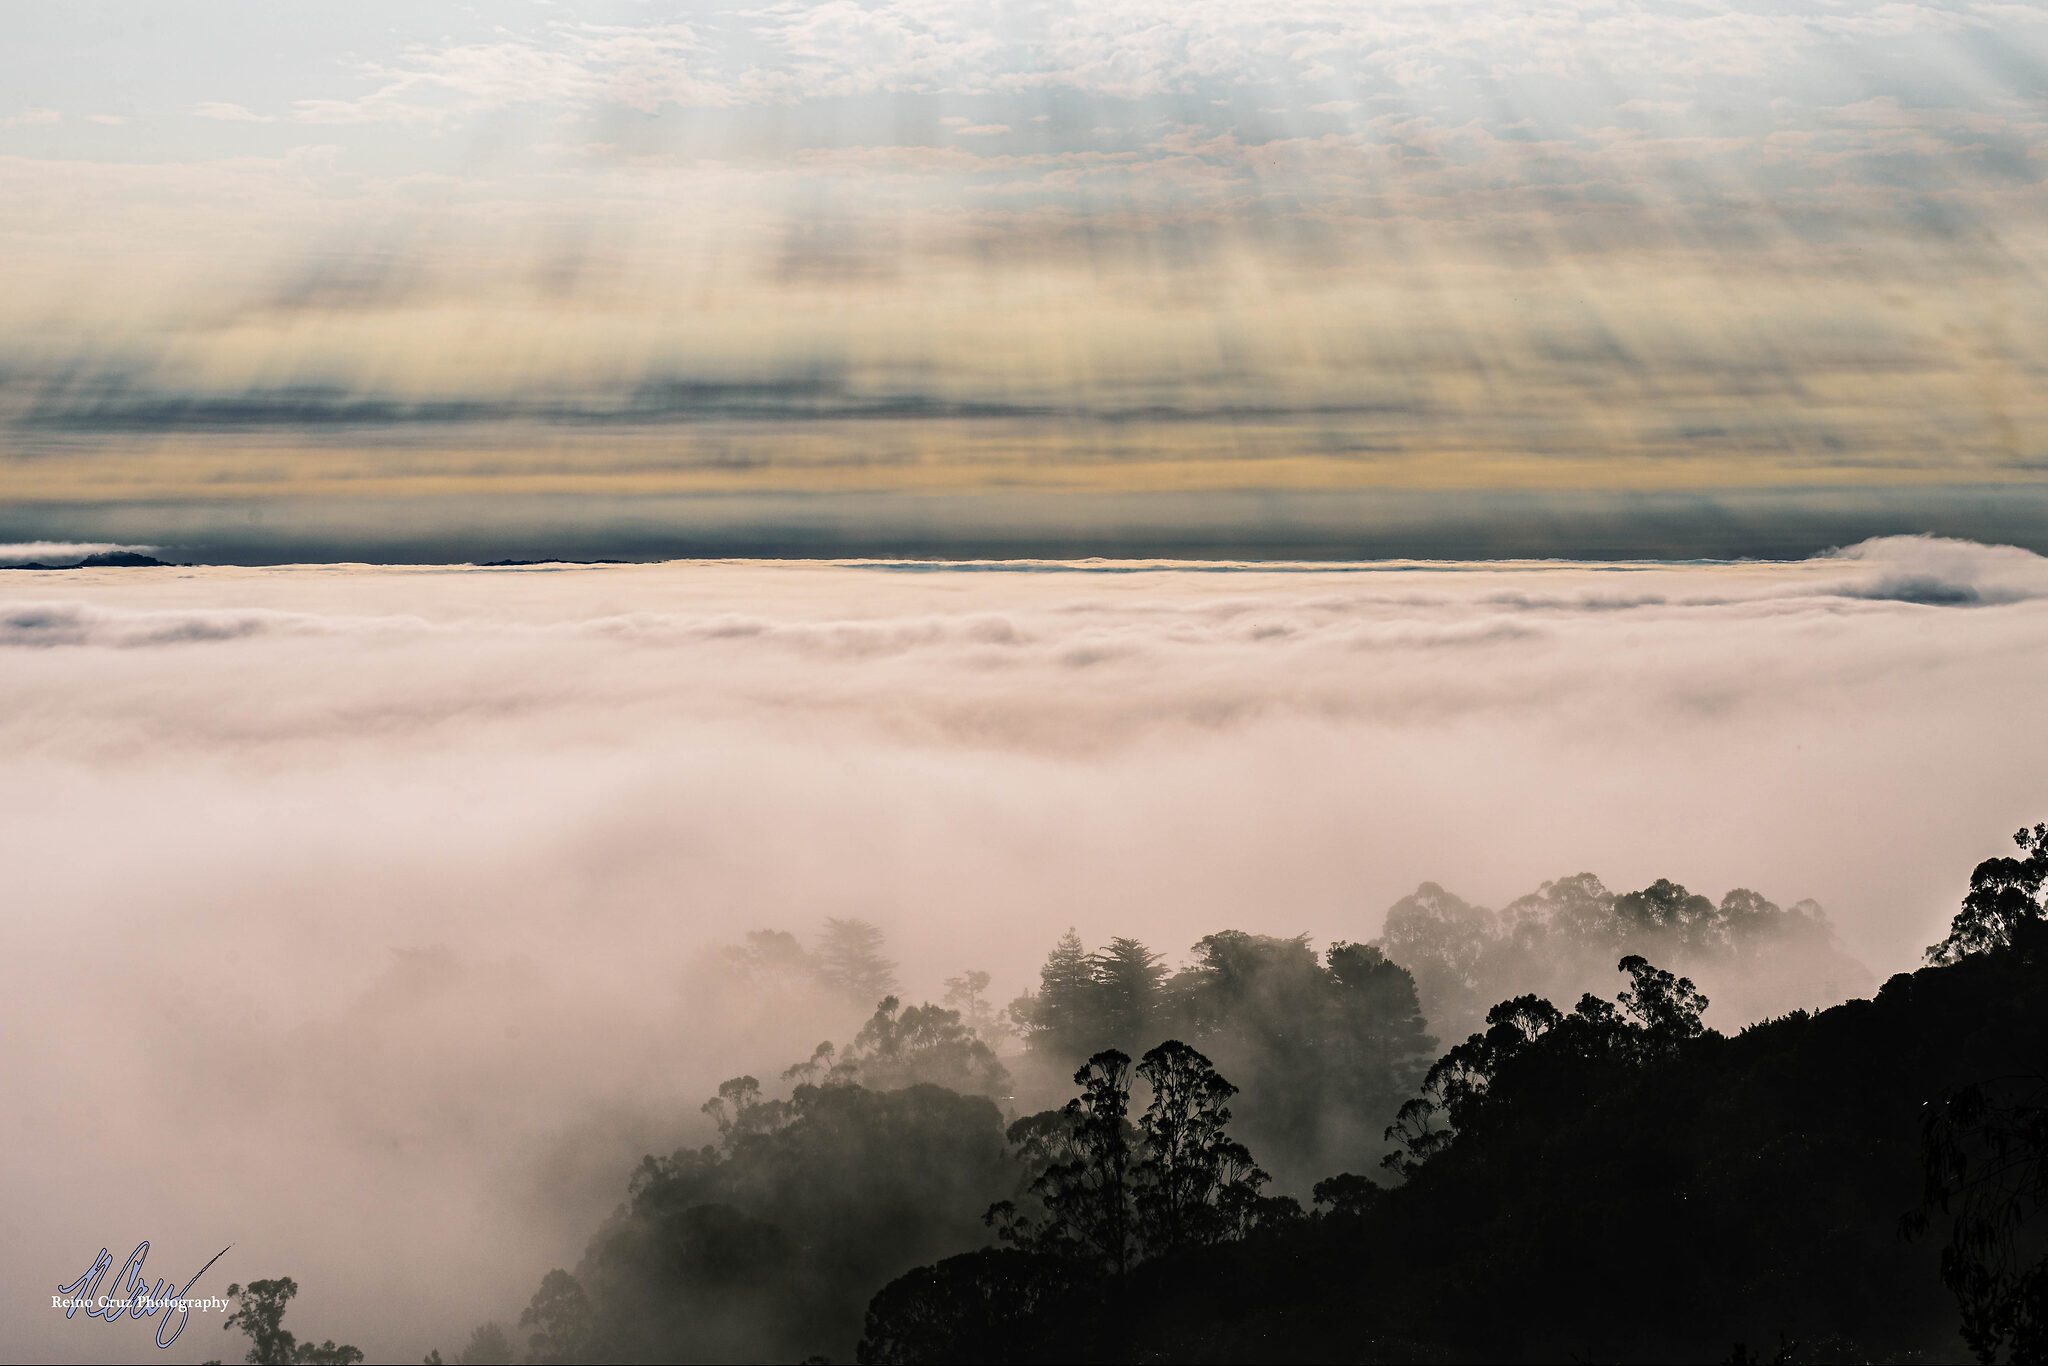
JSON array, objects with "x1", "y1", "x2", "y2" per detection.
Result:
[{"x1": 4, "y1": 536, "x2": 2045, "y2": 1361}]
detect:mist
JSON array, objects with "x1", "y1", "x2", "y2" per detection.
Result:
[{"x1": 6, "y1": 535, "x2": 2047, "y2": 1362}]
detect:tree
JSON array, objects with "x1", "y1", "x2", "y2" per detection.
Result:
[
  {"x1": 1091, "y1": 938, "x2": 1170, "y2": 1047},
  {"x1": 453, "y1": 1321, "x2": 514, "y2": 1365},
  {"x1": 817, "y1": 918, "x2": 898, "y2": 1005},
  {"x1": 944, "y1": 970, "x2": 1011, "y2": 1046},
  {"x1": 219, "y1": 1279, "x2": 364, "y2": 1365},
  {"x1": 1132, "y1": 1040, "x2": 1271, "y2": 1251},
  {"x1": 841, "y1": 996, "x2": 1011, "y2": 1097},
  {"x1": 1929, "y1": 824, "x2": 2048, "y2": 965},
  {"x1": 1383, "y1": 960, "x2": 1713, "y2": 1176},
  {"x1": 1616, "y1": 954, "x2": 1710, "y2": 1051},
  {"x1": 1383, "y1": 870, "x2": 1866, "y2": 1043},
  {"x1": 1323, "y1": 940, "x2": 1438, "y2": 1114},
  {"x1": 724, "y1": 929, "x2": 813, "y2": 982},
  {"x1": 527, "y1": 1068, "x2": 1015, "y2": 1365},
  {"x1": 1614, "y1": 878, "x2": 1720, "y2": 945},
  {"x1": 1911, "y1": 1074, "x2": 2048, "y2": 1363},
  {"x1": 856, "y1": 1248, "x2": 1090, "y2": 1365},
  {"x1": 996, "y1": 1050, "x2": 1139, "y2": 1276},
  {"x1": 1170, "y1": 931, "x2": 1432, "y2": 1185},
  {"x1": 1311, "y1": 1172, "x2": 1385, "y2": 1220},
  {"x1": 519, "y1": 1269, "x2": 600, "y2": 1365},
  {"x1": 1376, "y1": 883, "x2": 1502, "y2": 1036},
  {"x1": 701, "y1": 1075, "x2": 781, "y2": 1142},
  {"x1": 1012, "y1": 930, "x2": 1103, "y2": 1057}
]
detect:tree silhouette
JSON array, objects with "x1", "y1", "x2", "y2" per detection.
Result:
[
  {"x1": 1384, "y1": 958, "x2": 1711, "y2": 1176},
  {"x1": 1132, "y1": 1040, "x2": 1271, "y2": 1252},
  {"x1": 1910, "y1": 1071, "x2": 2048, "y2": 1364},
  {"x1": 996, "y1": 1050, "x2": 1138, "y2": 1276},
  {"x1": 218, "y1": 1279, "x2": 364, "y2": 1365},
  {"x1": 1616, "y1": 954, "x2": 1710, "y2": 1053},
  {"x1": 855, "y1": 1248, "x2": 1089, "y2": 1365},
  {"x1": 1928, "y1": 824, "x2": 2048, "y2": 965},
  {"x1": 1311, "y1": 1171, "x2": 1385, "y2": 1220}
]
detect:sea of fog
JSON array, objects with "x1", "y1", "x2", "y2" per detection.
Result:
[{"x1": 4, "y1": 535, "x2": 2046, "y2": 1362}]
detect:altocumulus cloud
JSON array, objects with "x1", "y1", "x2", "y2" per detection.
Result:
[{"x1": 3, "y1": 535, "x2": 2046, "y2": 1362}]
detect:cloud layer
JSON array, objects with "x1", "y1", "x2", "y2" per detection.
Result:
[
  {"x1": 5, "y1": 537, "x2": 2047, "y2": 1360},
  {"x1": 0, "y1": 1, "x2": 2043, "y2": 519}
]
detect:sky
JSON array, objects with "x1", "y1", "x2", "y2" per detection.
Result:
[
  {"x1": 5, "y1": 535, "x2": 2048, "y2": 1360},
  {"x1": 2, "y1": 0, "x2": 2045, "y2": 558}
]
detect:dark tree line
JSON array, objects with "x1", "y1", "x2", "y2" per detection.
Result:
[
  {"x1": 853, "y1": 823, "x2": 2048, "y2": 1364},
  {"x1": 283, "y1": 822, "x2": 2048, "y2": 1364},
  {"x1": 862, "y1": 1039, "x2": 1295, "y2": 1363}
]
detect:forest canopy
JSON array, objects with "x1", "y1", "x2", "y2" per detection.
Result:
[{"x1": 234, "y1": 829, "x2": 2048, "y2": 1365}]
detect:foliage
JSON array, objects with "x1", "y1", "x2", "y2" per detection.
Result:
[
  {"x1": 838, "y1": 996, "x2": 1011, "y2": 1097},
  {"x1": 1382, "y1": 956, "x2": 1711, "y2": 1177},
  {"x1": 218, "y1": 1278, "x2": 365, "y2": 1366},
  {"x1": 1928, "y1": 824, "x2": 2048, "y2": 965},
  {"x1": 816, "y1": 917, "x2": 899, "y2": 1005},
  {"x1": 1376, "y1": 872, "x2": 1867, "y2": 1042},
  {"x1": 993, "y1": 1050, "x2": 1140, "y2": 1275},
  {"x1": 511, "y1": 1063, "x2": 1014, "y2": 1361},
  {"x1": 856, "y1": 1249, "x2": 1092, "y2": 1365},
  {"x1": 1911, "y1": 1071, "x2": 2048, "y2": 1364},
  {"x1": 1131, "y1": 1040, "x2": 1270, "y2": 1253},
  {"x1": 945, "y1": 969, "x2": 1012, "y2": 1046},
  {"x1": 1009, "y1": 929, "x2": 1435, "y2": 1184}
]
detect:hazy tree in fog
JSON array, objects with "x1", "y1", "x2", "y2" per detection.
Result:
[
  {"x1": 724, "y1": 928, "x2": 813, "y2": 982},
  {"x1": 1927, "y1": 824, "x2": 2048, "y2": 965},
  {"x1": 1008, "y1": 927, "x2": 1432, "y2": 1183},
  {"x1": 700, "y1": 1075, "x2": 777, "y2": 1142},
  {"x1": 1174, "y1": 931, "x2": 1434, "y2": 1184},
  {"x1": 440, "y1": 1321, "x2": 512, "y2": 1365},
  {"x1": 515, "y1": 1045, "x2": 1016, "y2": 1363},
  {"x1": 1376, "y1": 882, "x2": 1501, "y2": 1035},
  {"x1": 816, "y1": 917, "x2": 898, "y2": 1004},
  {"x1": 943, "y1": 969, "x2": 1011, "y2": 1046},
  {"x1": 841, "y1": 996, "x2": 1011, "y2": 1096},
  {"x1": 217, "y1": 1278, "x2": 364, "y2": 1365},
  {"x1": 1377, "y1": 872, "x2": 1865, "y2": 1041},
  {"x1": 519, "y1": 1269, "x2": 602, "y2": 1365}
]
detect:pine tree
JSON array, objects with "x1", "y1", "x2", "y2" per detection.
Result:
[
  {"x1": 1090, "y1": 937, "x2": 1168, "y2": 1049},
  {"x1": 815, "y1": 918, "x2": 897, "y2": 1007}
]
